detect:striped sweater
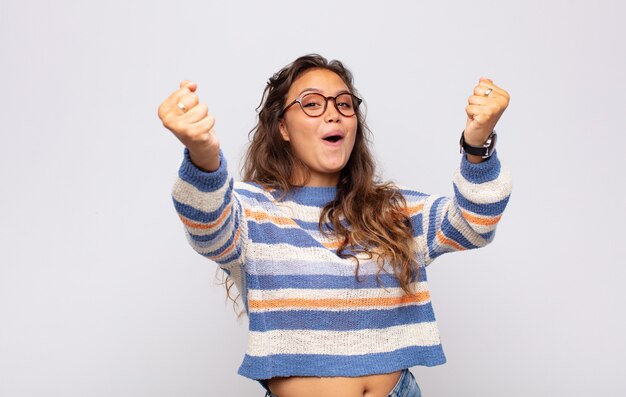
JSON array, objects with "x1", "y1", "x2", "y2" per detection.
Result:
[{"x1": 171, "y1": 147, "x2": 512, "y2": 382}]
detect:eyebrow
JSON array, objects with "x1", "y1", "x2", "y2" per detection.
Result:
[{"x1": 298, "y1": 88, "x2": 351, "y2": 96}]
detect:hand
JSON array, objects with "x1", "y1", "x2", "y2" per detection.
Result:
[
  {"x1": 464, "y1": 77, "x2": 510, "y2": 146},
  {"x1": 157, "y1": 80, "x2": 220, "y2": 172}
]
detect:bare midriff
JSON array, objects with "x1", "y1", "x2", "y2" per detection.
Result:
[{"x1": 266, "y1": 370, "x2": 403, "y2": 397}]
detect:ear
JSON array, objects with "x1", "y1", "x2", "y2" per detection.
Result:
[{"x1": 278, "y1": 119, "x2": 290, "y2": 142}]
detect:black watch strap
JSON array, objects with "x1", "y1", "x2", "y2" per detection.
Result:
[{"x1": 459, "y1": 130, "x2": 497, "y2": 158}]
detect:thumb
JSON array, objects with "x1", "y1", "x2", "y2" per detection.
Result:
[{"x1": 179, "y1": 80, "x2": 197, "y2": 91}]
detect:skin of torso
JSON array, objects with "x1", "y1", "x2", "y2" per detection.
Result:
[{"x1": 266, "y1": 370, "x2": 403, "y2": 397}]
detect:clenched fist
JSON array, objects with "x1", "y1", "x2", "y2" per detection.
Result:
[
  {"x1": 157, "y1": 80, "x2": 220, "y2": 172},
  {"x1": 464, "y1": 77, "x2": 510, "y2": 148}
]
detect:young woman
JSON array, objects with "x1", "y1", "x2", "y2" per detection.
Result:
[{"x1": 158, "y1": 54, "x2": 512, "y2": 397}]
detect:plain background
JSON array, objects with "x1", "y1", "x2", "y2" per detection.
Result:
[{"x1": 1, "y1": 0, "x2": 625, "y2": 396}]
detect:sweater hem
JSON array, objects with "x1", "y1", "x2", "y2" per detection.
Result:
[{"x1": 237, "y1": 345, "x2": 446, "y2": 391}]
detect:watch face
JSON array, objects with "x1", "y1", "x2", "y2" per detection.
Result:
[{"x1": 489, "y1": 132, "x2": 498, "y2": 152}]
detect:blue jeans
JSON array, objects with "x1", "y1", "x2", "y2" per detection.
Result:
[{"x1": 263, "y1": 369, "x2": 422, "y2": 397}]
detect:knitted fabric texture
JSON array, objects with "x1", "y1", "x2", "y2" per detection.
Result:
[{"x1": 171, "y1": 147, "x2": 512, "y2": 382}]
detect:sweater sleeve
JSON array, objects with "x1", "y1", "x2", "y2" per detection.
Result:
[
  {"x1": 410, "y1": 149, "x2": 512, "y2": 266},
  {"x1": 171, "y1": 148, "x2": 247, "y2": 270}
]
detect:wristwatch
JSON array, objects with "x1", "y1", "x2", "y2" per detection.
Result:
[{"x1": 459, "y1": 130, "x2": 497, "y2": 159}]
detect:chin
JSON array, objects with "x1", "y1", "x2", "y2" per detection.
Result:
[
  {"x1": 323, "y1": 155, "x2": 350, "y2": 168},
  {"x1": 320, "y1": 163, "x2": 347, "y2": 173}
]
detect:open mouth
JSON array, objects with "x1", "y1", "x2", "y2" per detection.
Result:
[{"x1": 323, "y1": 135, "x2": 343, "y2": 143}]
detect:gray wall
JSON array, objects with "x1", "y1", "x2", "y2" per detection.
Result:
[{"x1": 1, "y1": 0, "x2": 624, "y2": 395}]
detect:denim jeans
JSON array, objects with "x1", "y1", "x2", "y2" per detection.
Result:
[{"x1": 263, "y1": 368, "x2": 422, "y2": 397}]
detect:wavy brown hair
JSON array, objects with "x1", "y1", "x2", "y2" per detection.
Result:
[{"x1": 221, "y1": 54, "x2": 419, "y2": 317}]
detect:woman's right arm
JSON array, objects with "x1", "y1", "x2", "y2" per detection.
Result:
[{"x1": 158, "y1": 81, "x2": 246, "y2": 269}]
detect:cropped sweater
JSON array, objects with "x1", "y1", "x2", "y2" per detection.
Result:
[{"x1": 171, "y1": 147, "x2": 512, "y2": 384}]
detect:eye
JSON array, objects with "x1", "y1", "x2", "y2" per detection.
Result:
[
  {"x1": 336, "y1": 94, "x2": 354, "y2": 108},
  {"x1": 301, "y1": 94, "x2": 324, "y2": 107}
]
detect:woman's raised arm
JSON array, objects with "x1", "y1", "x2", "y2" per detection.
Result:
[{"x1": 159, "y1": 81, "x2": 247, "y2": 270}]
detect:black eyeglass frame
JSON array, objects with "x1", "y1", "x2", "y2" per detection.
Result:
[{"x1": 279, "y1": 92, "x2": 363, "y2": 118}]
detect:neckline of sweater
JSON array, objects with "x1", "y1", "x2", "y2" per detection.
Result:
[{"x1": 278, "y1": 185, "x2": 338, "y2": 207}]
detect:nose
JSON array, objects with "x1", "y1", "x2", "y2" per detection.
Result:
[{"x1": 324, "y1": 97, "x2": 341, "y2": 122}]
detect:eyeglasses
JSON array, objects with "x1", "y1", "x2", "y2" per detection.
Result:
[{"x1": 280, "y1": 92, "x2": 362, "y2": 118}]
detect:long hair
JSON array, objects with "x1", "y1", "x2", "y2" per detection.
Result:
[{"x1": 222, "y1": 54, "x2": 419, "y2": 317}]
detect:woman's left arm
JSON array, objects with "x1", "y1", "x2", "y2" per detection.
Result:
[{"x1": 419, "y1": 77, "x2": 513, "y2": 265}]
